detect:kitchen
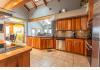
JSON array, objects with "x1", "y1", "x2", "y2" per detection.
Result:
[{"x1": 0, "y1": 0, "x2": 99, "y2": 68}]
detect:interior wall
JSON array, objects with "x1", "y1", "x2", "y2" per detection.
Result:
[
  {"x1": 29, "y1": 0, "x2": 81, "y2": 18},
  {"x1": 12, "y1": 6, "x2": 29, "y2": 19}
]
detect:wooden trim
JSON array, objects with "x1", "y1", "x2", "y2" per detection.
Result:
[
  {"x1": 31, "y1": 0, "x2": 37, "y2": 9},
  {"x1": 24, "y1": 5, "x2": 30, "y2": 11},
  {"x1": 4, "y1": 0, "x2": 31, "y2": 10},
  {"x1": 43, "y1": 0, "x2": 47, "y2": 6},
  {"x1": 29, "y1": 13, "x2": 88, "y2": 22},
  {"x1": 88, "y1": 0, "x2": 93, "y2": 21},
  {"x1": 29, "y1": 15, "x2": 53, "y2": 22}
]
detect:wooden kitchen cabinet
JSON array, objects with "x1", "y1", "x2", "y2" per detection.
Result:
[
  {"x1": 55, "y1": 16, "x2": 88, "y2": 31},
  {"x1": 0, "y1": 59, "x2": 6, "y2": 67},
  {"x1": 73, "y1": 39, "x2": 84, "y2": 55},
  {"x1": 26, "y1": 37, "x2": 33, "y2": 47},
  {"x1": 18, "y1": 51, "x2": 30, "y2": 67},
  {"x1": 67, "y1": 19, "x2": 72, "y2": 30},
  {"x1": 6, "y1": 56, "x2": 18, "y2": 67},
  {"x1": 65, "y1": 39, "x2": 85, "y2": 55},
  {"x1": 40, "y1": 38, "x2": 53, "y2": 49},
  {"x1": 0, "y1": 47, "x2": 32, "y2": 67},
  {"x1": 26, "y1": 37, "x2": 41, "y2": 49},
  {"x1": 81, "y1": 16, "x2": 88, "y2": 30},
  {"x1": 56, "y1": 19, "x2": 72, "y2": 30},
  {"x1": 75, "y1": 17, "x2": 81, "y2": 30},
  {"x1": 71, "y1": 18, "x2": 76, "y2": 30},
  {"x1": 53, "y1": 38, "x2": 56, "y2": 49},
  {"x1": 32, "y1": 37, "x2": 40, "y2": 49},
  {"x1": 27, "y1": 37, "x2": 54, "y2": 49},
  {"x1": 65, "y1": 39, "x2": 74, "y2": 52}
]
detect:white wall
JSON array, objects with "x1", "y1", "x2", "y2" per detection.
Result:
[{"x1": 29, "y1": 0, "x2": 81, "y2": 18}]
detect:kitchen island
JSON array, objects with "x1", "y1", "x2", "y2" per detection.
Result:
[{"x1": 0, "y1": 46, "x2": 32, "y2": 67}]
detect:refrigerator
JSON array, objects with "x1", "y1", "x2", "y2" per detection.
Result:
[{"x1": 91, "y1": 1, "x2": 100, "y2": 67}]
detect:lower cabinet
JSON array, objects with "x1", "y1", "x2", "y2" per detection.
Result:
[
  {"x1": 26, "y1": 37, "x2": 85, "y2": 55},
  {"x1": 26, "y1": 37, "x2": 54, "y2": 49},
  {"x1": 0, "y1": 60, "x2": 6, "y2": 67},
  {"x1": 40, "y1": 38, "x2": 53, "y2": 49},
  {"x1": 6, "y1": 56, "x2": 18, "y2": 67},
  {"x1": 65, "y1": 39, "x2": 74, "y2": 52},
  {"x1": 32, "y1": 38, "x2": 40, "y2": 49},
  {"x1": 18, "y1": 51, "x2": 30, "y2": 67},
  {"x1": 73, "y1": 39, "x2": 84, "y2": 55},
  {"x1": 0, "y1": 51, "x2": 30, "y2": 67},
  {"x1": 65, "y1": 39, "x2": 85, "y2": 55}
]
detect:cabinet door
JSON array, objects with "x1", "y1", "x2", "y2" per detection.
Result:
[
  {"x1": 65, "y1": 39, "x2": 74, "y2": 52},
  {"x1": 72, "y1": 18, "x2": 76, "y2": 30},
  {"x1": 75, "y1": 17, "x2": 81, "y2": 30},
  {"x1": 50, "y1": 39, "x2": 54, "y2": 49},
  {"x1": 40, "y1": 38, "x2": 44, "y2": 49},
  {"x1": 53, "y1": 38, "x2": 56, "y2": 49},
  {"x1": 81, "y1": 16, "x2": 88, "y2": 30},
  {"x1": 67, "y1": 19, "x2": 72, "y2": 30},
  {"x1": 6, "y1": 56, "x2": 18, "y2": 67},
  {"x1": 65, "y1": 19, "x2": 68, "y2": 30},
  {"x1": 74, "y1": 39, "x2": 84, "y2": 55},
  {"x1": 18, "y1": 52, "x2": 30, "y2": 67},
  {"x1": 63, "y1": 19, "x2": 66, "y2": 30},
  {"x1": 59, "y1": 20, "x2": 62, "y2": 30},
  {"x1": 0, "y1": 60, "x2": 6, "y2": 67},
  {"x1": 28, "y1": 37, "x2": 32, "y2": 46},
  {"x1": 27, "y1": 37, "x2": 31, "y2": 46}
]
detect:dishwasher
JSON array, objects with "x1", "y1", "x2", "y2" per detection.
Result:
[{"x1": 56, "y1": 39, "x2": 65, "y2": 51}]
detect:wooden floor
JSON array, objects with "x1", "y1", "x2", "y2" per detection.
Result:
[{"x1": 30, "y1": 49, "x2": 90, "y2": 67}]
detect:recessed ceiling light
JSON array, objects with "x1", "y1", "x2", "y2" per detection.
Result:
[{"x1": 35, "y1": 0, "x2": 39, "y2": 2}]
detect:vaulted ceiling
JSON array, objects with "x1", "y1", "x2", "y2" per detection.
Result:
[
  {"x1": 0, "y1": 0, "x2": 86, "y2": 19},
  {"x1": 0, "y1": 0, "x2": 52, "y2": 11}
]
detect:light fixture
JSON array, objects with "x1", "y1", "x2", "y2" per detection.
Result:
[{"x1": 35, "y1": 0, "x2": 39, "y2": 2}]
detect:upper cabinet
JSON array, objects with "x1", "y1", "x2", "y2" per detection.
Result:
[
  {"x1": 67, "y1": 19, "x2": 72, "y2": 30},
  {"x1": 55, "y1": 16, "x2": 88, "y2": 31},
  {"x1": 75, "y1": 17, "x2": 81, "y2": 30},
  {"x1": 81, "y1": 16, "x2": 88, "y2": 30},
  {"x1": 71, "y1": 18, "x2": 76, "y2": 30}
]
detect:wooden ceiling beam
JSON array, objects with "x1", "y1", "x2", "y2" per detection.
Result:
[
  {"x1": 31, "y1": 0, "x2": 37, "y2": 9},
  {"x1": 88, "y1": 0, "x2": 93, "y2": 21},
  {"x1": 43, "y1": 0, "x2": 47, "y2": 6},
  {"x1": 24, "y1": 5, "x2": 30, "y2": 11},
  {"x1": 4, "y1": 0, "x2": 32, "y2": 10}
]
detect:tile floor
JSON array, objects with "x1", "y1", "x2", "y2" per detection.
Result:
[{"x1": 30, "y1": 49, "x2": 90, "y2": 67}]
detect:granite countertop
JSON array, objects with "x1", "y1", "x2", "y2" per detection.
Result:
[{"x1": 0, "y1": 46, "x2": 32, "y2": 61}]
